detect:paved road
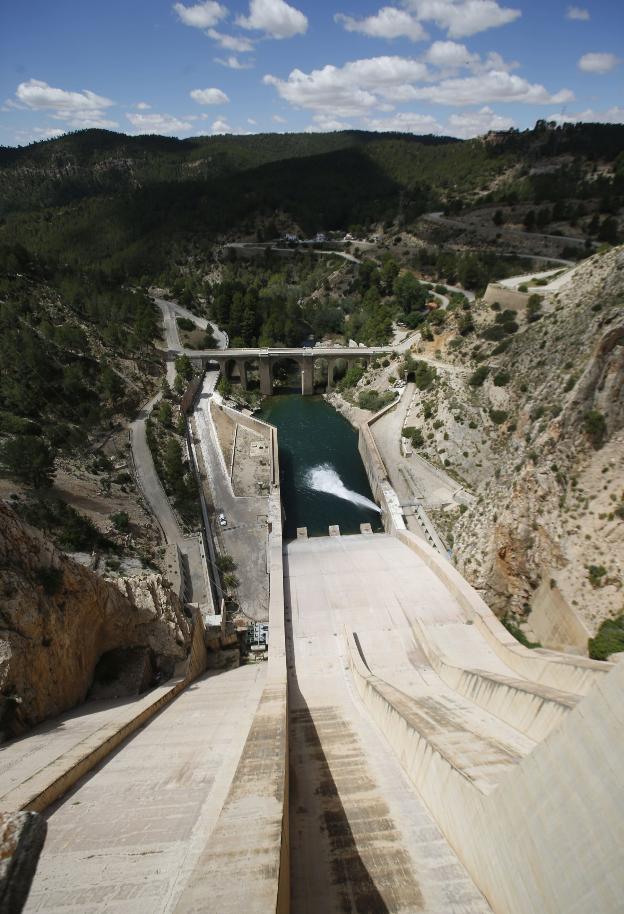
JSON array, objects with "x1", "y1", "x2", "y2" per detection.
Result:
[
  {"x1": 192, "y1": 375, "x2": 270, "y2": 621},
  {"x1": 370, "y1": 384, "x2": 466, "y2": 542},
  {"x1": 130, "y1": 394, "x2": 180, "y2": 544},
  {"x1": 423, "y1": 211, "x2": 592, "y2": 248},
  {"x1": 224, "y1": 241, "x2": 363, "y2": 264}
]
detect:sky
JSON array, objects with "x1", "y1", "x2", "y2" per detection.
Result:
[{"x1": 1, "y1": 0, "x2": 622, "y2": 146}]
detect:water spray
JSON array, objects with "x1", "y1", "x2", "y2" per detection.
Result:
[{"x1": 304, "y1": 464, "x2": 381, "y2": 513}]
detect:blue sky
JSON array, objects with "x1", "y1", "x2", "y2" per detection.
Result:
[{"x1": 1, "y1": 0, "x2": 622, "y2": 145}]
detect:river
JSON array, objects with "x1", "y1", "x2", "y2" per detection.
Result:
[{"x1": 257, "y1": 395, "x2": 383, "y2": 539}]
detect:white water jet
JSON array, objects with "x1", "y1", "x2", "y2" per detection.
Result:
[{"x1": 304, "y1": 464, "x2": 381, "y2": 513}]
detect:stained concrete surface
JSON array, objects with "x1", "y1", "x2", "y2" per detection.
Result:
[
  {"x1": 23, "y1": 664, "x2": 266, "y2": 914},
  {"x1": 285, "y1": 536, "x2": 493, "y2": 914}
]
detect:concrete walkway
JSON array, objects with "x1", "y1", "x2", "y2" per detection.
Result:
[{"x1": 24, "y1": 663, "x2": 266, "y2": 914}]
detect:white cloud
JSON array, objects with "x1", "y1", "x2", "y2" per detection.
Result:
[
  {"x1": 16, "y1": 79, "x2": 113, "y2": 113},
  {"x1": 549, "y1": 105, "x2": 624, "y2": 125},
  {"x1": 335, "y1": 7, "x2": 428, "y2": 42},
  {"x1": 127, "y1": 112, "x2": 194, "y2": 134},
  {"x1": 14, "y1": 79, "x2": 118, "y2": 129},
  {"x1": 237, "y1": 0, "x2": 307, "y2": 38},
  {"x1": 566, "y1": 6, "x2": 590, "y2": 20},
  {"x1": 264, "y1": 56, "x2": 429, "y2": 116},
  {"x1": 403, "y1": 0, "x2": 521, "y2": 38},
  {"x1": 173, "y1": 0, "x2": 227, "y2": 28},
  {"x1": 265, "y1": 55, "x2": 570, "y2": 115},
  {"x1": 424, "y1": 41, "x2": 518, "y2": 74},
  {"x1": 206, "y1": 28, "x2": 255, "y2": 51},
  {"x1": 305, "y1": 114, "x2": 353, "y2": 132},
  {"x1": 409, "y1": 70, "x2": 573, "y2": 105},
  {"x1": 215, "y1": 54, "x2": 255, "y2": 68},
  {"x1": 190, "y1": 87, "x2": 230, "y2": 104},
  {"x1": 578, "y1": 52, "x2": 620, "y2": 73},
  {"x1": 362, "y1": 111, "x2": 442, "y2": 132},
  {"x1": 247, "y1": 117, "x2": 257, "y2": 124},
  {"x1": 425, "y1": 39, "x2": 476, "y2": 68},
  {"x1": 447, "y1": 105, "x2": 514, "y2": 136},
  {"x1": 272, "y1": 113, "x2": 287, "y2": 123},
  {"x1": 211, "y1": 117, "x2": 249, "y2": 134},
  {"x1": 135, "y1": 101, "x2": 152, "y2": 110}
]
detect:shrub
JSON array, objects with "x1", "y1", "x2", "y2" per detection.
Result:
[
  {"x1": 412, "y1": 361, "x2": 437, "y2": 391},
  {"x1": 402, "y1": 426, "x2": 424, "y2": 448},
  {"x1": 489, "y1": 409, "x2": 508, "y2": 425},
  {"x1": 502, "y1": 616, "x2": 540, "y2": 648},
  {"x1": 111, "y1": 511, "x2": 130, "y2": 533},
  {"x1": 482, "y1": 324, "x2": 507, "y2": 341},
  {"x1": 493, "y1": 371, "x2": 510, "y2": 386},
  {"x1": 584, "y1": 410, "x2": 607, "y2": 449},
  {"x1": 357, "y1": 389, "x2": 394, "y2": 412},
  {"x1": 469, "y1": 365, "x2": 489, "y2": 387},
  {"x1": 587, "y1": 564, "x2": 607, "y2": 588},
  {"x1": 177, "y1": 317, "x2": 195, "y2": 332},
  {"x1": 589, "y1": 615, "x2": 624, "y2": 660},
  {"x1": 216, "y1": 553, "x2": 236, "y2": 572}
]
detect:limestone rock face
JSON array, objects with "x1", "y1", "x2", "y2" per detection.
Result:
[
  {"x1": 453, "y1": 246, "x2": 624, "y2": 633},
  {"x1": 0, "y1": 503, "x2": 191, "y2": 735}
]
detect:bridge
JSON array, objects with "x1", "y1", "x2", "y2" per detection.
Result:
[
  {"x1": 187, "y1": 346, "x2": 393, "y2": 395},
  {"x1": 4, "y1": 400, "x2": 624, "y2": 914}
]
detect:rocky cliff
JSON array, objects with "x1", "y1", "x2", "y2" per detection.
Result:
[
  {"x1": 451, "y1": 246, "x2": 624, "y2": 635},
  {"x1": 0, "y1": 502, "x2": 191, "y2": 736}
]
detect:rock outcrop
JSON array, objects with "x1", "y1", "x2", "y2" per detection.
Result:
[
  {"x1": 451, "y1": 246, "x2": 624, "y2": 635},
  {"x1": 0, "y1": 503, "x2": 191, "y2": 736}
]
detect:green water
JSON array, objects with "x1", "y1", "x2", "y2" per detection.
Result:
[{"x1": 257, "y1": 395, "x2": 383, "y2": 539}]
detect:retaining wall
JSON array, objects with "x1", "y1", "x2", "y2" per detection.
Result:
[
  {"x1": 396, "y1": 529, "x2": 611, "y2": 696},
  {"x1": 482, "y1": 283, "x2": 530, "y2": 309},
  {"x1": 529, "y1": 577, "x2": 591, "y2": 653},
  {"x1": 408, "y1": 613, "x2": 577, "y2": 742},
  {"x1": 346, "y1": 627, "x2": 624, "y2": 914}
]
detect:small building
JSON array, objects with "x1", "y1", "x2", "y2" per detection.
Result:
[
  {"x1": 248, "y1": 621, "x2": 269, "y2": 648},
  {"x1": 284, "y1": 233, "x2": 299, "y2": 243},
  {"x1": 315, "y1": 232, "x2": 327, "y2": 242},
  {"x1": 343, "y1": 232, "x2": 354, "y2": 242}
]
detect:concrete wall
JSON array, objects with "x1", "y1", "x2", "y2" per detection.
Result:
[
  {"x1": 396, "y1": 530, "x2": 611, "y2": 696},
  {"x1": 409, "y1": 613, "x2": 577, "y2": 742},
  {"x1": 529, "y1": 577, "x2": 591, "y2": 653},
  {"x1": 482, "y1": 283, "x2": 530, "y2": 310},
  {"x1": 172, "y1": 408, "x2": 289, "y2": 914},
  {"x1": 346, "y1": 627, "x2": 624, "y2": 914},
  {"x1": 358, "y1": 419, "x2": 406, "y2": 533}
]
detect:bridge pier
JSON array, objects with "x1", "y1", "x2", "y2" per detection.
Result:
[
  {"x1": 235, "y1": 359, "x2": 248, "y2": 390},
  {"x1": 327, "y1": 358, "x2": 338, "y2": 390},
  {"x1": 259, "y1": 360, "x2": 273, "y2": 397},
  {"x1": 301, "y1": 358, "x2": 315, "y2": 396}
]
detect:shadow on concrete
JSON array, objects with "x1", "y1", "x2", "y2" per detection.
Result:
[{"x1": 283, "y1": 552, "x2": 390, "y2": 914}]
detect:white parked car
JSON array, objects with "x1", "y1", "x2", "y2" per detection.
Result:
[{"x1": 218, "y1": 512, "x2": 227, "y2": 527}]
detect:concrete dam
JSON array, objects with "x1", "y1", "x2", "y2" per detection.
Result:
[{"x1": 4, "y1": 402, "x2": 623, "y2": 914}]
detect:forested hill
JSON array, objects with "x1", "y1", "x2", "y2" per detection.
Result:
[{"x1": 0, "y1": 122, "x2": 622, "y2": 279}]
